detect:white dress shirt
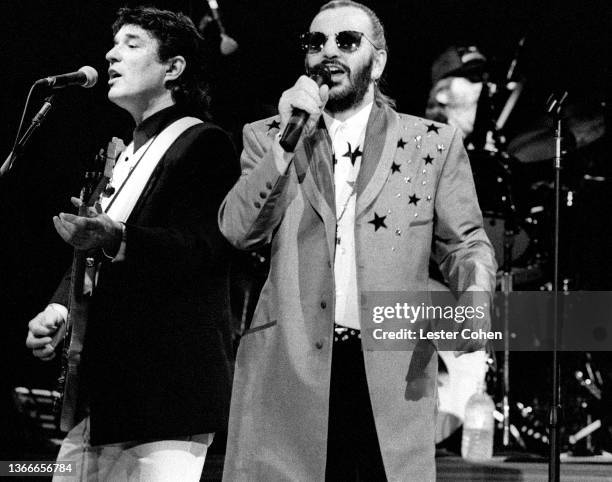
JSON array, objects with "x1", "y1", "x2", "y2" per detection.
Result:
[{"x1": 323, "y1": 102, "x2": 372, "y2": 330}]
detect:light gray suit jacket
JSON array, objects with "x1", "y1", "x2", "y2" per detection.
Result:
[{"x1": 219, "y1": 102, "x2": 496, "y2": 481}]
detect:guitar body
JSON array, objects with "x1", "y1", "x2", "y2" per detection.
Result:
[
  {"x1": 55, "y1": 137, "x2": 125, "y2": 432},
  {"x1": 59, "y1": 288, "x2": 89, "y2": 432}
]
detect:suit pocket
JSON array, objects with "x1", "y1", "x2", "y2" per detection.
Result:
[
  {"x1": 242, "y1": 320, "x2": 277, "y2": 336},
  {"x1": 409, "y1": 218, "x2": 433, "y2": 227}
]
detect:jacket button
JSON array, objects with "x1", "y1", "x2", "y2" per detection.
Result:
[
  {"x1": 320, "y1": 301, "x2": 327, "y2": 309},
  {"x1": 259, "y1": 191, "x2": 267, "y2": 199},
  {"x1": 327, "y1": 260, "x2": 332, "y2": 268},
  {"x1": 266, "y1": 182, "x2": 273, "y2": 189},
  {"x1": 254, "y1": 201, "x2": 261, "y2": 208},
  {"x1": 315, "y1": 340, "x2": 324, "y2": 349}
]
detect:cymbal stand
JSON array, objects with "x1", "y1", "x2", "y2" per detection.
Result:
[
  {"x1": 546, "y1": 90, "x2": 568, "y2": 482},
  {"x1": 500, "y1": 158, "x2": 520, "y2": 448}
]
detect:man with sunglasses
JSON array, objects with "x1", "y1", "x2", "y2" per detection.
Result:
[{"x1": 220, "y1": 1, "x2": 496, "y2": 480}]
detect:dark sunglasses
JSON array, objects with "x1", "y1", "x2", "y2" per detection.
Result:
[{"x1": 300, "y1": 30, "x2": 377, "y2": 54}]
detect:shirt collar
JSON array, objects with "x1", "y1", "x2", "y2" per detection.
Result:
[
  {"x1": 132, "y1": 105, "x2": 185, "y2": 152},
  {"x1": 322, "y1": 102, "x2": 373, "y2": 141}
]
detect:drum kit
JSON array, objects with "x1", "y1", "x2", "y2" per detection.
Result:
[
  {"x1": 473, "y1": 105, "x2": 608, "y2": 288},
  {"x1": 435, "y1": 71, "x2": 611, "y2": 457}
]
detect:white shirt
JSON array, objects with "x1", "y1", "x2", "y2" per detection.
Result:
[
  {"x1": 100, "y1": 139, "x2": 154, "y2": 216},
  {"x1": 323, "y1": 102, "x2": 372, "y2": 330}
]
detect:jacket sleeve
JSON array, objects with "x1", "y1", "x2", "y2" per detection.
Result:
[
  {"x1": 432, "y1": 128, "x2": 497, "y2": 295},
  {"x1": 218, "y1": 123, "x2": 297, "y2": 250},
  {"x1": 49, "y1": 267, "x2": 71, "y2": 307}
]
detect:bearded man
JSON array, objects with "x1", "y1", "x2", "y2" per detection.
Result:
[{"x1": 219, "y1": 1, "x2": 496, "y2": 480}]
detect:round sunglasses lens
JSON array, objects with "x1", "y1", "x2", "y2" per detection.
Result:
[
  {"x1": 302, "y1": 32, "x2": 326, "y2": 53},
  {"x1": 336, "y1": 31, "x2": 362, "y2": 51}
]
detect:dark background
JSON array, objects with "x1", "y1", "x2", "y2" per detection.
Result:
[{"x1": 0, "y1": 0, "x2": 609, "y2": 454}]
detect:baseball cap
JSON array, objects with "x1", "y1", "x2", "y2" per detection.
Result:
[{"x1": 431, "y1": 45, "x2": 487, "y2": 85}]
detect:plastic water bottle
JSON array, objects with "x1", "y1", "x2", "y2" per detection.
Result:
[{"x1": 461, "y1": 382, "x2": 495, "y2": 461}]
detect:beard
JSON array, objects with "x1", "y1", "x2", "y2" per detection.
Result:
[{"x1": 318, "y1": 56, "x2": 374, "y2": 114}]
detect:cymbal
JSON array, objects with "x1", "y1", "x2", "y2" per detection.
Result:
[{"x1": 508, "y1": 100, "x2": 606, "y2": 163}]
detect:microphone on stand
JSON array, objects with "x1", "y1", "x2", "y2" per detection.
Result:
[
  {"x1": 34, "y1": 66, "x2": 98, "y2": 89},
  {"x1": 279, "y1": 65, "x2": 332, "y2": 153},
  {"x1": 1, "y1": 66, "x2": 97, "y2": 178},
  {"x1": 203, "y1": 0, "x2": 238, "y2": 56}
]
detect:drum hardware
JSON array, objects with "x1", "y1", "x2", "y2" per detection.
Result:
[
  {"x1": 569, "y1": 354, "x2": 605, "y2": 455},
  {"x1": 466, "y1": 62, "x2": 530, "y2": 451},
  {"x1": 493, "y1": 406, "x2": 528, "y2": 449},
  {"x1": 546, "y1": 90, "x2": 568, "y2": 482},
  {"x1": 569, "y1": 419, "x2": 601, "y2": 449},
  {"x1": 511, "y1": 400, "x2": 549, "y2": 454},
  {"x1": 493, "y1": 151, "x2": 524, "y2": 450}
]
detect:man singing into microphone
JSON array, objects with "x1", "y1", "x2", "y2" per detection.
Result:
[
  {"x1": 25, "y1": 6, "x2": 236, "y2": 480},
  {"x1": 219, "y1": 1, "x2": 496, "y2": 480}
]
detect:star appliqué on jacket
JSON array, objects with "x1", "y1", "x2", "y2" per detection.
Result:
[
  {"x1": 266, "y1": 119, "x2": 280, "y2": 131},
  {"x1": 368, "y1": 212, "x2": 388, "y2": 231},
  {"x1": 397, "y1": 138, "x2": 407, "y2": 149},
  {"x1": 408, "y1": 194, "x2": 421, "y2": 206},
  {"x1": 426, "y1": 123, "x2": 440, "y2": 134},
  {"x1": 342, "y1": 142, "x2": 363, "y2": 166},
  {"x1": 423, "y1": 154, "x2": 434, "y2": 165},
  {"x1": 391, "y1": 162, "x2": 401, "y2": 174}
]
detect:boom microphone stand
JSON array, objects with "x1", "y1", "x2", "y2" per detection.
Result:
[{"x1": 0, "y1": 95, "x2": 55, "y2": 178}]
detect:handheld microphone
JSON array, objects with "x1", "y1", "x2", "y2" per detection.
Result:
[
  {"x1": 279, "y1": 65, "x2": 332, "y2": 152},
  {"x1": 35, "y1": 66, "x2": 98, "y2": 89}
]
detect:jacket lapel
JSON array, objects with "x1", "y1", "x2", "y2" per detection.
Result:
[
  {"x1": 293, "y1": 122, "x2": 337, "y2": 260},
  {"x1": 356, "y1": 103, "x2": 399, "y2": 217}
]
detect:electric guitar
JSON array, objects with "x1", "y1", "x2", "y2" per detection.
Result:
[{"x1": 52, "y1": 137, "x2": 125, "y2": 432}]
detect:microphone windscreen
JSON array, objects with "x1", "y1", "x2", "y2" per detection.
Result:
[
  {"x1": 78, "y1": 66, "x2": 98, "y2": 88},
  {"x1": 310, "y1": 65, "x2": 332, "y2": 88}
]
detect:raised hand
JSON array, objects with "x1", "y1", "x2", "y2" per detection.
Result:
[{"x1": 53, "y1": 197, "x2": 122, "y2": 253}]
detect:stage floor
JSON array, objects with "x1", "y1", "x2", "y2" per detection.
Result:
[
  {"x1": 198, "y1": 454, "x2": 612, "y2": 481},
  {"x1": 3, "y1": 445, "x2": 610, "y2": 481},
  {"x1": 435, "y1": 454, "x2": 612, "y2": 482}
]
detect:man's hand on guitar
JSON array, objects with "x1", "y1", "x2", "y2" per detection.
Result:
[
  {"x1": 53, "y1": 197, "x2": 123, "y2": 253},
  {"x1": 26, "y1": 305, "x2": 65, "y2": 361}
]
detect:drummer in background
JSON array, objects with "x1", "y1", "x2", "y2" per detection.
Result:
[{"x1": 425, "y1": 45, "x2": 487, "y2": 146}]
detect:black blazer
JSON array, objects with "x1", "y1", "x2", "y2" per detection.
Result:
[{"x1": 53, "y1": 121, "x2": 238, "y2": 445}]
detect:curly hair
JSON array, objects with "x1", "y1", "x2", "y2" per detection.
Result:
[{"x1": 112, "y1": 6, "x2": 210, "y2": 114}]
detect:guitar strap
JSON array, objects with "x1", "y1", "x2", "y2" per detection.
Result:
[
  {"x1": 104, "y1": 116, "x2": 203, "y2": 223},
  {"x1": 87, "y1": 117, "x2": 202, "y2": 292}
]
